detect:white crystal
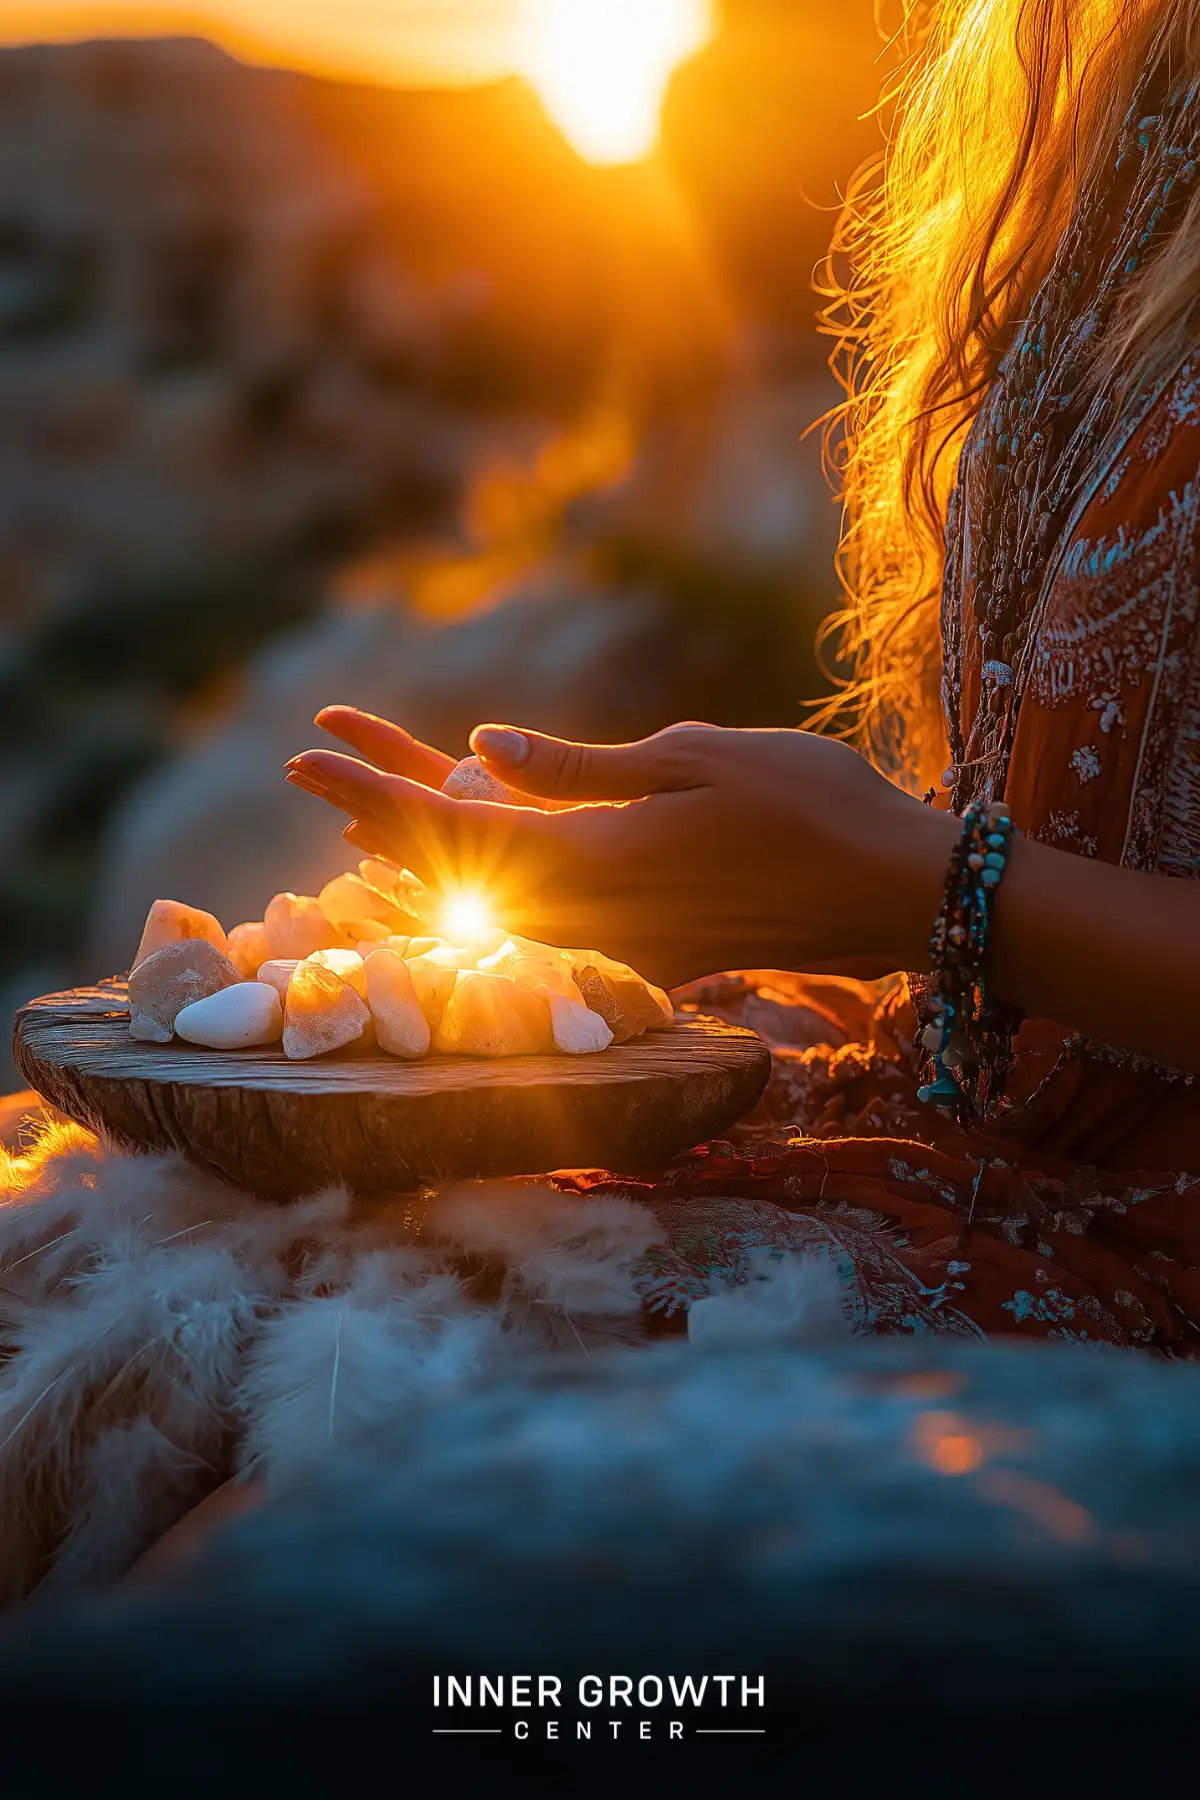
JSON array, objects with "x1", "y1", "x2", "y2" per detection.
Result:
[
  {"x1": 175, "y1": 982, "x2": 283, "y2": 1049},
  {"x1": 441, "y1": 755, "x2": 529, "y2": 806},
  {"x1": 547, "y1": 994, "x2": 613, "y2": 1055},
  {"x1": 441, "y1": 756, "x2": 571, "y2": 812},
  {"x1": 365, "y1": 948, "x2": 431, "y2": 1059}
]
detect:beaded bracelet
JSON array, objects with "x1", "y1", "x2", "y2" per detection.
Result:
[{"x1": 917, "y1": 800, "x2": 1022, "y2": 1128}]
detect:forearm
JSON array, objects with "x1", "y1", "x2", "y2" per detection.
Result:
[{"x1": 881, "y1": 806, "x2": 1200, "y2": 1074}]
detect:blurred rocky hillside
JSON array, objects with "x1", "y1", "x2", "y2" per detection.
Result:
[{"x1": 0, "y1": 3, "x2": 883, "y2": 1041}]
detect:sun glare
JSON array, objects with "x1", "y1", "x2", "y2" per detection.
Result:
[
  {"x1": 443, "y1": 891, "x2": 495, "y2": 945},
  {"x1": 521, "y1": 0, "x2": 713, "y2": 166}
]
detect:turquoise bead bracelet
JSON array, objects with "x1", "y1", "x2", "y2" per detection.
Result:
[{"x1": 918, "y1": 800, "x2": 1022, "y2": 1128}]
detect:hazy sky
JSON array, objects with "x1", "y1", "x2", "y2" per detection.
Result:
[{"x1": 0, "y1": 1, "x2": 528, "y2": 85}]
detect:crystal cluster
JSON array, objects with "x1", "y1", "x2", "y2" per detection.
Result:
[{"x1": 126, "y1": 859, "x2": 672, "y2": 1061}]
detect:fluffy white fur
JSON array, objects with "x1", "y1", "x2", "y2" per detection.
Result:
[
  {"x1": 0, "y1": 1105, "x2": 846, "y2": 1602},
  {"x1": 687, "y1": 1246, "x2": 851, "y2": 1349}
]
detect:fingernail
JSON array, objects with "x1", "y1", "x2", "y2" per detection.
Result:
[
  {"x1": 471, "y1": 726, "x2": 530, "y2": 768},
  {"x1": 286, "y1": 770, "x2": 328, "y2": 796}
]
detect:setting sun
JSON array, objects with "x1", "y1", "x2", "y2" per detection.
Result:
[{"x1": 521, "y1": 0, "x2": 713, "y2": 166}]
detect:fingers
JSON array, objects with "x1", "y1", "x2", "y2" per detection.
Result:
[
  {"x1": 286, "y1": 749, "x2": 557, "y2": 902},
  {"x1": 469, "y1": 723, "x2": 714, "y2": 802},
  {"x1": 286, "y1": 750, "x2": 404, "y2": 824},
  {"x1": 314, "y1": 706, "x2": 456, "y2": 789}
]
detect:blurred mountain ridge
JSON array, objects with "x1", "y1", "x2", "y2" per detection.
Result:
[{"x1": 0, "y1": 5, "x2": 882, "y2": 1023}]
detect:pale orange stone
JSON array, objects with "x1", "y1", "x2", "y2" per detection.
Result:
[
  {"x1": 133, "y1": 899, "x2": 229, "y2": 971},
  {"x1": 364, "y1": 948, "x2": 430, "y2": 1059},
  {"x1": 318, "y1": 872, "x2": 407, "y2": 933},
  {"x1": 358, "y1": 933, "x2": 409, "y2": 959},
  {"x1": 282, "y1": 962, "x2": 370, "y2": 1060},
  {"x1": 433, "y1": 971, "x2": 553, "y2": 1057},
  {"x1": 256, "y1": 959, "x2": 300, "y2": 1000},
  {"x1": 227, "y1": 921, "x2": 269, "y2": 979},
  {"x1": 402, "y1": 937, "x2": 441, "y2": 959},
  {"x1": 350, "y1": 919, "x2": 392, "y2": 944},
  {"x1": 305, "y1": 948, "x2": 368, "y2": 999},
  {"x1": 405, "y1": 954, "x2": 459, "y2": 1032},
  {"x1": 264, "y1": 893, "x2": 345, "y2": 961},
  {"x1": 356, "y1": 858, "x2": 423, "y2": 908}
]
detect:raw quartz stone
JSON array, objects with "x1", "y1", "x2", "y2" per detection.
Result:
[
  {"x1": 305, "y1": 948, "x2": 368, "y2": 999},
  {"x1": 227, "y1": 921, "x2": 269, "y2": 979},
  {"x1": 584, "y1": 950, "x2": 673, "y2": 1027},
  {"x1": 357, "y1": 858, "x2": 425, "y2": 912},
  {"x1": 282, "y1": 961, "x2": 371, "y2": 1061},
  {"x1": 358, "y1": 934, "x2": 409, "y2": 959},
  {"x1": 264, "y1": 892, "x2": 345, "y2": 961},
  {"x1": 573, "y1": 956, "x2": 673, "y2": 1042},
  {"x1": 318, "y1": 872, "x2": 411, "y2": 935},
  {"x1": 476, "y1": 939, "x2": 609, "y2": 1053},
  {"x1": 128, "y1": 939, "x2": 241, "y2": 1043},
  {"x1": 546, "y1": 994, "x2": 613, "y2": 1055},
  {"x1": 175, "y1": 982, "x2": 283, "y2": 1050},
  {"x1": 405, "y1": 954, "x2": 458, "y2": 1032},
  {"x1": 133, "y1": 899, "x2": 229, "y2": 971},
  {"x1": 433, "y1": 971, "x2": 554, "y2": 1057},
  {"x1": 256, "y1": 959, "x2": 299, "y2": 1001},
  {"x1": 403, "y1": 936, "x2": 440, "y2": 959},
  {"x1": 364, "y1": 948, "x2": 431, "y2": 1059},
  {"x1": 441, "y1": 755, "x2": 531, "y2": 807},
  {"x1": 478, "y1": 938, "x2": 579, "y2": 998},
  {"x1": 420, "y1": 943, "x2": 476, "y2": 970},
  {"x1": 442, "y1": 756, "x2": 573, "y2": 812},
  {"x1": 352, "y1": 920, "x2": 392, "y2": 945}
]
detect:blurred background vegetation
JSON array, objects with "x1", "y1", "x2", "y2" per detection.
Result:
[{"x1": 0, "y1": 0, "x2": 889, "y2": 1067}]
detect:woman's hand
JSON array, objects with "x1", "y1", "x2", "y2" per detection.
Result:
[
  {"x1": 289, "y1": 705, "x2": 1200, "y2": 1073},
  {"x1": 310, "y1": 705, "x2": 458, "y2": 790},
  {"x1": 286, "y1": 713, "x2": 956, "y2": 990}
]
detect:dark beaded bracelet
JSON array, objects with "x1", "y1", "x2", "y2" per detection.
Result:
[{"x1": 918, "y1": 800, "x2": 1023, "y2": 1128}]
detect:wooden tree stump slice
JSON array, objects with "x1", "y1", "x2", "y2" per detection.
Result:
[{"x1": 13, "y1": 981, "x2": 772, "y2": 1200}]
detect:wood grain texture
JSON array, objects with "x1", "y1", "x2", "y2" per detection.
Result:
[{"x1": 13, "y1": 981, "x2": 772, "y2": 1200}]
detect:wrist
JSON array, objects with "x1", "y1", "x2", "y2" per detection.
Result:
[{"x1": 866, "y1": 800, "x2": 961, "y2": 970}]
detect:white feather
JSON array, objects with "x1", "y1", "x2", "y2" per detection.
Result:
[
  {"x1": 687, "y1": 1247, "x2": 851, "y2": 1350},
  {"x1": 0, "y1": 1131, "x2": 686, "y2": 1596},
  {"x1": 44, "y1": 1417, "x2": 211, "y2": 1594},
  {"x1": 236, "y1": 1248, "x2": 504, "y2": 1485},
  {"x1": 429, "y1": 1184, "x2": 659, "y2": 1349}
]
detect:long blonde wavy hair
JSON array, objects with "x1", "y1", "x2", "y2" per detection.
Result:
[{"x1": 817, "y1": 0, "x2": 1200, "y2": 789}]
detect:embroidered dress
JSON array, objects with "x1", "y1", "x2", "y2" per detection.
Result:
[{"x1": 558, "y1": 283, "x2": 1200, "y2": 1353}]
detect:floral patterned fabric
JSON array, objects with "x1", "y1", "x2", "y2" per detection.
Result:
[{"x1": 556, "y1": 357, "x2": 1200, "y2": 1356}]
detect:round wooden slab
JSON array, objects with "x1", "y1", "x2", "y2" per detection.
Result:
[{"x1": 13, "y1": 981, "x2": 772, "y2": 1200}]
